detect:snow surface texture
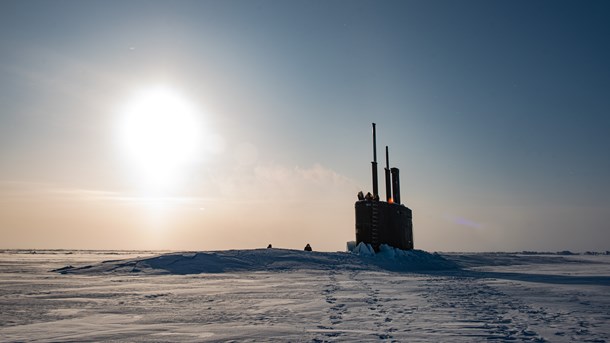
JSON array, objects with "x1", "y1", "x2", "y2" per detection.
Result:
[
  {"x1": 1, "y1": 248, "x2": 609, "y2": 342},
  {"x1": 53, "y1": 243, "x2": 457, "y2": 275}
]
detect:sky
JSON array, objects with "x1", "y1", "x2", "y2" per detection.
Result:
[{"x1": 1, "y1": 0, "x2": 609, "y2": 252}]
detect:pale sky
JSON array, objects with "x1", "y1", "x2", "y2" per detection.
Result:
[{"x1": 1, "y1": 0, "x2": 609, "y2": 252}]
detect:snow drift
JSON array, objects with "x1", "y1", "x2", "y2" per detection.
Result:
[{"x1": 54, "y1": 244, "x2": 458, "y2": 275}]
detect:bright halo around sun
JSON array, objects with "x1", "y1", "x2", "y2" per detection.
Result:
[{"x1": 118, "y1": 86, "x2": 203, "y2": 191}]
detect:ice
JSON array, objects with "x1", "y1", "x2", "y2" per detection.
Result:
[
  {"x1": 1, "y1": 249, "x2": 610, "y2": 342},
  {"x1": 352, "y1": 242, "x2": 375, "y2": 256},
  {"x1": 50, "y1": 245, "x2": 458, "y2": 275}
]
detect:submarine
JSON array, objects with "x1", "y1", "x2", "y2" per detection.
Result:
[{"x1": 355, "y1": 123, "x2": 414, "y2": 252}]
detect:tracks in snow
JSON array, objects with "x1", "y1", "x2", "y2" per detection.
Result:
[
  {"x1": 310, "y1": 270, "x2": 609, "y2": 342},
  {"x1": 420, "y1": 272, "x2": 609, "y2": 342},
  {"x1": 313, "y1": 270, "x2": 418, "y2": 342}
]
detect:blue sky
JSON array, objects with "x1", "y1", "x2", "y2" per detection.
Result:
[{"x1": 1, "y1": 0, "x2": 609, "y2": 251}]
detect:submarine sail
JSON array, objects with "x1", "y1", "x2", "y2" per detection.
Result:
[{"x1": 355, "y1": 123, "x2": 414, "y2": 251}]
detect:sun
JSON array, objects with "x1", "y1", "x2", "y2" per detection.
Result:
[{"x1": 117, "y1": 86, "x2": 203, "y2": 191}]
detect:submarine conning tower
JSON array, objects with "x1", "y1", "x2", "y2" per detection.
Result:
[{"x1": 355, "y1": 123, "x2": 414, "y2": 252}]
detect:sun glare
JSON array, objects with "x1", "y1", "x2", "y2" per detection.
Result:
[{"x1": 118, "y1": 86, "x2": 203, "y2": 191}]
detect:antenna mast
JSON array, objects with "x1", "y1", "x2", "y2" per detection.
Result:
[
  {"x1": 371, "y1": 123, "x2": 379, "y2": 199},
  {"x1": 385, "y1": 146, "x2": 392, "y2": 202}
]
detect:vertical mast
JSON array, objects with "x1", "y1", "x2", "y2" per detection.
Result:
[
  {"x1": 385, "y1": 146, "x2": 392, "y2": 202},
  {"x1": 371, "y1": 123, "x2": 379, "y2": 199},
  {"x1": 391, "y1": 167, "x2": 401, "y2": 205}
]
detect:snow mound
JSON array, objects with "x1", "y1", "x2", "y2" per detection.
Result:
[
  {"x1": 54, "y1": 247, "x2": 458, "y2": 275},
  {"x1": 348, "y1": 242, "x2": 459, "y2": 271}
]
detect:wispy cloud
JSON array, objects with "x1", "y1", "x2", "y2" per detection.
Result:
[
  {"x1": 0, "y1": 162, "x2": 354, "y2": 207},
  {"x1": 0, "y1": 180, "x2": 207, "y2": 206},
  {"x1": 215, "y1": 163, "x2": 356, "y2": 204},
  {"x1": 444, "y1": 214, "x2": 483, "y2": 230}
]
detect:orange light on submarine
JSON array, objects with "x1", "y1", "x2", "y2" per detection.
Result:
[{"x1": 388, "y1": 198, "x2": 394, "y2": 204}]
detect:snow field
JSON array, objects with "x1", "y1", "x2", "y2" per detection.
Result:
[{"x1": 1, "y1": 249, "x2": 609, "y2": 342}]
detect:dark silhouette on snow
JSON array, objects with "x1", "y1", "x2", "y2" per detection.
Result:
[
  {"x1": 357, "y1": 191, "x2": 365, "y2": 201},
  {"x1": 355, "y1": 123, "x2": 414, "y2": 252}
]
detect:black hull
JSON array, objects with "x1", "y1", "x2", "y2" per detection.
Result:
[{"x1": 355, "y1": 200, "x2": 414, "y2": 252}]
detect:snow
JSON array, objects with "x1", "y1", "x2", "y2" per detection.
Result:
[
  {"x1": 1, "y1": 248, "x2": 609, "y2": 342},
  {"x1": 51, "y1": 244, "x2": 457, "y2": 275}
]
